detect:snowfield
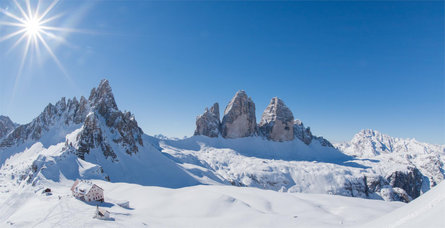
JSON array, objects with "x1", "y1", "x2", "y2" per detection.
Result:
[
  {"x1": 364, "y1": 181, "x2": 445, "y2": 228},
  {"x1": 0, "y1": 179, "x2": 404, "y2": 228}
]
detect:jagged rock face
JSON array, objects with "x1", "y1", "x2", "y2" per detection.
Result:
[
  {"x1": 194, "y1": 103, "x2": 220, "y2": 137},
  {"x1": 221, "y1": 90, "x2": 257, "y2": 138},
  {"x1": 1, "y1": 79, "x2": 143, "y2": 161},
  {"x1": 259, "y1": 98, "x2": 294, "y2": 142},
  {"x1": 0, "y1": 97, "x2": 88, "y2": 147},
  {"x1": 387, "y1": 167, "x2": 423, "y2": 199},
  {"x1": 76, "y1": 113, "x2": 117, "y2": 160},
  {"x1": 88, "y1": 80, "x2": 118, "y2": 118},
  {"x1": 74, "y1": 79, "x2": 144, "y2": 159},
  {"x1": 293, "y1": 120, "x2": 313, "y2": 145},
  {"x1": 0, "y1": 116, "x2": 16, "y2": 139}
]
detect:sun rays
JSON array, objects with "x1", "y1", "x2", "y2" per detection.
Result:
[{"x1": 0, "y1": 0, "x2": 74, "y2": 79}]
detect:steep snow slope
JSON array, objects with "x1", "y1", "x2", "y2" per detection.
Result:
[
  {"x1": 0, "y1": 180, "x2": 403, "y2": 227},
  {"x1": 365, "y1": 181, "x2": 445, "y2": 228}
]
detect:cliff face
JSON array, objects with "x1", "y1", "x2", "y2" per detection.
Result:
[
  {"x1": 221, "y1": 91, "x2": 257, "y2": 138},
  {"x1": 259, "y1": 97, "x2": 294, "y2": 142},
  {"x1": 194, "y1": 103, "x2": 220, "y2": 138},
  {"x1": 0, "y1": 116, "x2": 17, "y2": 139},
  {"x1": 193, "y1": 91, "x2": 333, "y2": 147}
]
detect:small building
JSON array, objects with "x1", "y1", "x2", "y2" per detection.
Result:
[
  {"x1": 71, "y1": 179, "x2": 104, "y2": 202},
  {"x1": 94, "y1": 206, "x2": 110, "y2": 220}
]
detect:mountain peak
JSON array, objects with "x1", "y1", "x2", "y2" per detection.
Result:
[
  {"x1": 88, "y1": 79, "x2": 118, "y2": 117},
  {"x1": 0, "y1": 115, "x2": 16, "y2": 139},
  {"x1": 259, "y1": 97, "x2": 294, "y2": 141},
  {"x1": 221, "y1": 90, "x2": 256, "y2": 138}
]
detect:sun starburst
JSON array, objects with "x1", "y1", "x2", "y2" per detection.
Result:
[{"x1": 0, "y1": 0, "x2": 73, "y2": 77}]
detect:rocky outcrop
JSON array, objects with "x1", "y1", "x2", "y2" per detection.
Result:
[
  {"x1": 259, "y1": 97, "x2": 294, "y2": 142},
  {"x1": 293, "y1": 120, "x2": 313, "y2": 145},
  {"x1": 76, "y1": 113, "x2": 117, "y2": 160},
  {"x1": 0, "y1": 116, "x2": 17, "y2": 139},
  {"x1": 387, "y1": 166, "x2": 423, "y2": 199},
  {"x1": 1, "y1": 79, "x2": 143, "y2": 161},
  {"x1": 0, "y1": 96, "x2": 89, "y2": 148},
  {"x1": 291, "y1": 119, "x2": 333, "y2": 147},
  {"x1": 221, "y1": 91, "x2": 257, "y2": 138},
  {"x1": 194, "y1": 103, "x2": 220, "y2": 137},
  {"x1": 74, "y1": 79, "x2": 144, "y2": 159}
]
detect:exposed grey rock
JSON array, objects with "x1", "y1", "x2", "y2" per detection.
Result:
[
  {"x1": 292, "y1": 119, "x2": 333, "y2": 147},
  {"x1": 386, "y1": 166, "x2": 423, "y2": 199},
  {"x1": 313, "y1": 136, "x2": 334, "y2": 147},
  {"x1": 293, "y1": 120, "x2": 313, "y2": 145},
  {"x1": 221, "y1": 90, "x2": 256, "y2": 138},
  {"x1": 1, "y1": 79, "x2": 143, "y2": 161},
  {"x1": 75, "y1": 79, "x2": 144, "y2": 158},
  {"x1": 76, "y1": 113, "x2": 117, "y2": 161},
  {"x1": 194, "y1": 103, "x2": 220, "y2": 137},
  {"x1": 0, "y1": 97, "x2": 88, "y2": 148},
  {"x1": 89, "y1": 79, "x2": 118, "y2": 118},
  {"x1": 259, "y1": 97, "x2": 294, "y2": 142},
  {"x1": 0, "y1": 116, "x2": 17, "y2": 139}
]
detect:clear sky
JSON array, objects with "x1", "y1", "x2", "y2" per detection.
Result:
[{"x1": 0, "y1": 0, "x2": 444, "y2": 144}]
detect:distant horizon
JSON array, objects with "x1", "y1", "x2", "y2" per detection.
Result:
[
  {"x1": 0, "y1": 78, "x2": 443, "y2": 145},
  {"x1": 1, "y1": 1, "x2": 444, "y2": 144}
]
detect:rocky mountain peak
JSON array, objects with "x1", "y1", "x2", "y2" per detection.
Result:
[
  {"x1": 88, "y1": 79, "x2": 118, "y2": 117},
  {"x1": 194, "y1": 103, "x2": 221, "y2": 137},
  {"x1": 75, "y1": 80, "x2": 144, "y2": 158},
  {"x1": 221, "y1": 90, "x2": 256, "y2": 138},
  {"x1": 259, "y1": 97, "x2": 294, "y2": 141},
  {"x1": 0, "y1": 115, "x2": 17, "y2": 139}
]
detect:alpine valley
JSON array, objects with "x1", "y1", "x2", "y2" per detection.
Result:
[{"x1": 0, "y1": 80, "x2": 443, "y2": 227}]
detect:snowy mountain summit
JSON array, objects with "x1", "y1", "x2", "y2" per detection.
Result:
[
  {"x1": 0, "y1": 80, "x2": 198, "y2": 190},
  {"x1": 337, "y1": 129, "x2": 445, "y2": 158},
  {"x1": 336, "y1": 129, "x2": 445, "y2": 191}
]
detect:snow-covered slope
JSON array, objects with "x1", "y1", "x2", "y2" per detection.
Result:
[
  {"x1": 0, "y1": 179, "x2": 404, "y2": 227},
  {"x1": 154, "y1": 134, "x2": 439, "y2": 202},
  {"x1": 365, "y1": 181, "x2": 445, "y2": 228}
]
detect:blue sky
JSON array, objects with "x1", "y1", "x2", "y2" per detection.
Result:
[{"x1": 0, "y1": 0, "x2": 444, "y2": 144}]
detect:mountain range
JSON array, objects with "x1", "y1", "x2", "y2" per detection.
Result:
[{"x1": 0, "y1": 79, "x2": 444, "y2": 204}]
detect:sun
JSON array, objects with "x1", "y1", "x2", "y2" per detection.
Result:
[
  {"x1": 0, "y1": 0, "x2": 77, "y2": 78},
  {"x1": 24, "y1": 16, "x2": 43, "y2": 37}
]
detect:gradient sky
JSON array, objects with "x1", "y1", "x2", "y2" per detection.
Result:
[{"x1": 0, "y1": 0, "x2": 444, "y2": 144}]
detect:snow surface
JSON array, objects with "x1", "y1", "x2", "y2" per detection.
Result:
[
  {"x1": 364, "y1": 181, "x2": 445, "y2": 228},
  {"x1": 158, "y1": 136, "x2": 397, "y2": 199},
  {"x1": 0, "y1": 179, "x2": 403, "y2": 227}
]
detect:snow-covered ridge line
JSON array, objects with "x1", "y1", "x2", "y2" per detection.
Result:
[{"x1": 335, "y1": 129, "x2": 445, "y2": 158}]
